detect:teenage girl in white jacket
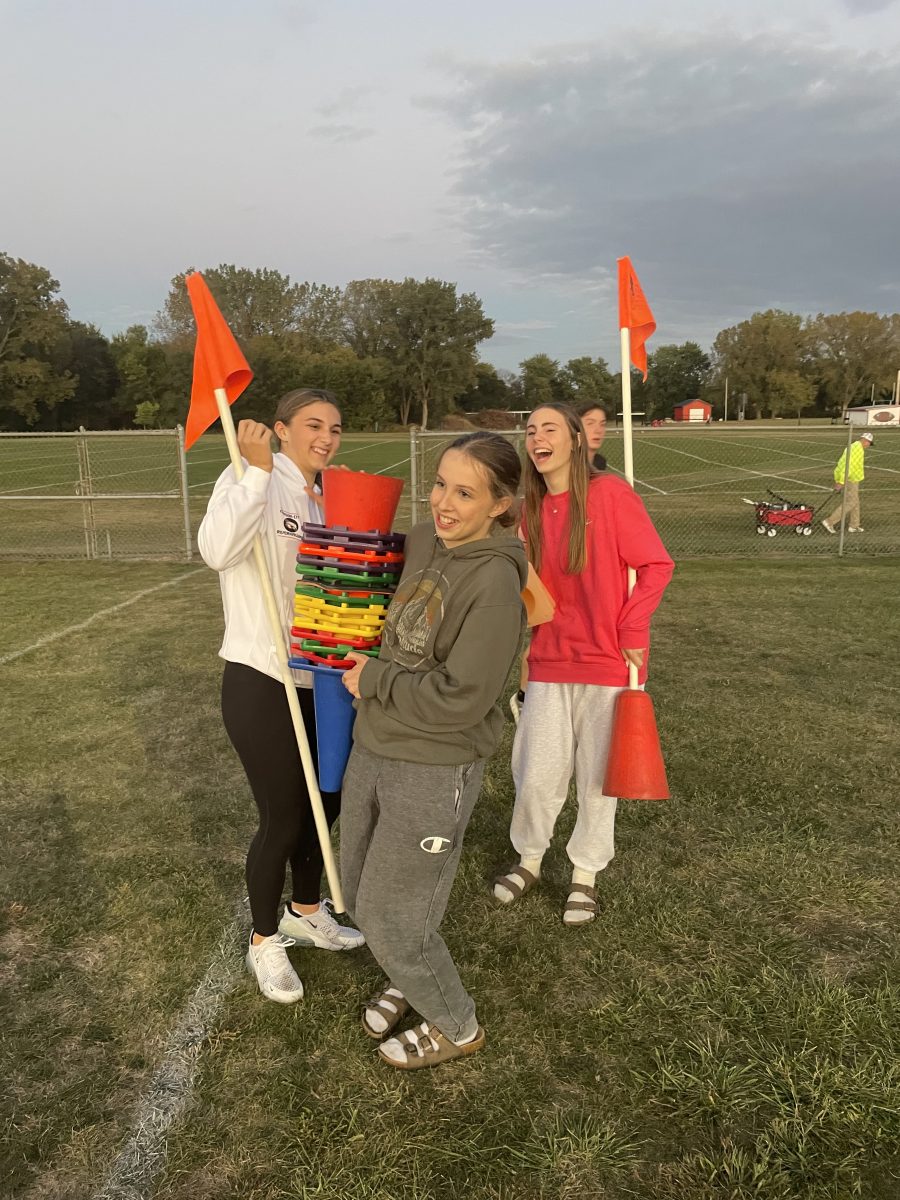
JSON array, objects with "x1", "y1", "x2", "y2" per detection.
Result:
[{"x1": 198, "y1": 388, "x2": 364, "y2": 1005}]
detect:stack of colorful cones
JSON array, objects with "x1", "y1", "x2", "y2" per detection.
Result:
[
  {"x1": 289, "y1": 524, "x2": 405, "y2": 670},
  {"x1": 287, "y1": 470, "x2": 405, "y2": 790}
]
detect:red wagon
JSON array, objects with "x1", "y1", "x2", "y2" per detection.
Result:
[{"x1": 743, "y1": 490, "x2": 815, "y2": 538}]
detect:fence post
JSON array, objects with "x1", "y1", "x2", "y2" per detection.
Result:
[
  {"x1": 176, "y1": 424, "x2": 193, "y2": 561},
  {"x1": 77, "y1": 425, "x2": 98, "y2": 559},
  {"x1": 409, "y1": 426, "x2": 419, "y2": 525},
  {"x1": 837, "y1": 420, "x2": 854, "y2": 558}
]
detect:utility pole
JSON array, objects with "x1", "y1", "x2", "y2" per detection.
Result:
[{"x1": 724, "y1": 376, "x2": 729, "y2": 423}]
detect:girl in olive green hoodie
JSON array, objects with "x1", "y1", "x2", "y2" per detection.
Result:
[{"x1": 339, "y1": 433, "x2": 526, "y2": 1070}]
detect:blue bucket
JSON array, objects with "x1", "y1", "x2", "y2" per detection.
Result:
[{"x1": 305, "y1": 663, "x2": 357, "y2": 791}]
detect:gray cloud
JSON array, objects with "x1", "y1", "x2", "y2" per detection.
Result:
[
  {"x1": 434, "y1": 35, "x2": 900, "y2": 343},
  {"x1": 315, "y1": 85, "x2": 374, "y2": 119},
  {"x1": 840, "y1": 0, "x2": 898, "y2": 12},
  {"x1": 308, "y1": 122, "x2": 375, "y2": 143},
  {"x1": 497, "y1": 319, "x2": 557, "y2": 331}
]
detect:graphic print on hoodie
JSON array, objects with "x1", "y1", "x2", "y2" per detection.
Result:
[
  {"x1": 354, "y1": 522, "x2": 528, "y2": 765},
  {"x1": 389, "y1": 569, "x2": 446, "y2": 666}
]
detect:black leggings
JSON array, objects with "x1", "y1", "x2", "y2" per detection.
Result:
[{"x1": 221, "y1": 662, "x2": 341, "y2": 936}]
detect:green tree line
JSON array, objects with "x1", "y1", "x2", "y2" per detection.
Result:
[{"x1": 2, "y1": 252, "x2": 898, "y2": 432}]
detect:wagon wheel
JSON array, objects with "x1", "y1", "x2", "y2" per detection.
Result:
[
  {"x1": 766, "y1": 527, "x2": 777, "y2": 537},
  {"x1": 802, "y1": 526, "x2": 812, "y2": 536},
  {"x1": 794, "y1": 525, "x2": 805, "y2": 535},
  {"x1": 756, "y1": 524, "x2": 767, "y2": 535}
]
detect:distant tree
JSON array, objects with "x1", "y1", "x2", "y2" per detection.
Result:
[
  {"x1": 519, "y1": 354, "x2": 564, "y2": 408},
  {"x1": 0, "y1": 253, "x2": 76, "y2": 428},
  {"x1": 390, "y1": 279, "x2": 493, "y2": 428},
  {"x1": 51, "y1": 322, "x2": 119, "y2": 429},
  {"x1": 110, "y1": 326, "x2": 182, "y2": 428},
  {"x1": 558, "y1": 356, "x2": 616, "y2": 409},
  {"x1": 155, "y1": 265, "x2": 342, "y2": 347},
  {"x1": 711, "y1": 310, "x2": 812, "y2": 418},
  {"x1": 457, "y1": 362, "x2": 510, "y2": 412},
  {"x1": 640, "y1": 342, "x2": 711, "y2": 420},
  {"x1": 808, "y1": 312, "x2": 898, "y2": 417},
  {"x1": 134, "y1": 400, "x2": 160, "y2": 428},
  {"x1": 340, "y1": 279, "x2": 402, "y2": 359},
  {"x1": 496, "y1": 367, "x2": 523, "y2": 407},
  {"x1": 766, "y1": 368, "x2": 814, "y2": 419}
]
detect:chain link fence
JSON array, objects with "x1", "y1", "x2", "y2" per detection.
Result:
[
  {"x1": 0, "y1": 428, "x2": 192, "y2": 560},
  {"x1": 409, "y1": 425, "x2": 900, "y2": 558},
  {"x1": 3, "y1": 424, "x2": 897, "y2": 561}
]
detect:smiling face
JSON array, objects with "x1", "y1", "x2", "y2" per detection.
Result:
[
  {"x1": 525, "y1": 406, "x2": 580, "y2": 492},
  {"x1": 580, "y1": 406, "x2": 607, "y2": 453},
  {"x1": 275, "y1": 401, "x2": 342, "y2": 482},
  {"x1": 429, "y1": 448, "x2": 510, "y2": 549}
]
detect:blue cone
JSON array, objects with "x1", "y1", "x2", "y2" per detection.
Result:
[{"x1": 306, "y1": 664, "x2": 356, "y2": 791}]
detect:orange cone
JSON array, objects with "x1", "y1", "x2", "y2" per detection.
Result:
[
  {"x1": 602, "y1": 689, "x2": 669, "y2": 801},
  {"x1": 322, "y1": 469, "x2": 404, "y2": 534}
]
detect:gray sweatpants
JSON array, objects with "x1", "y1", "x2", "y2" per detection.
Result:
[
  {"x1": 510, "y1": 681, "x2": 623, "y2": 874},
  {"x1": 340, "y1": 744, "x2": 485, "y2": 1041}
]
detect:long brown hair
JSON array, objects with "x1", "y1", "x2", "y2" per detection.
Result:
[{"x1": 523, "y1": 402, "x2": 594, "y2": 574}]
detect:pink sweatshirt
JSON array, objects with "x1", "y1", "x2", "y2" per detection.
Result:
[{"x1": 526, "y1": 474, "x2": 674, "y2": 686}]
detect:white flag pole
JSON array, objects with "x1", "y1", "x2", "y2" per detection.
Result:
[
  {"x1": 214, "y1": 388, "x2": 345, "y2": 913},
  {"x1": 618, "y1": 327, "x2": 640, "y2": 691}
]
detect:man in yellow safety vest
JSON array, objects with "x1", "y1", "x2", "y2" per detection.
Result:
[{"x1": 822, "y1": 430, "x2": 874, "y2": 534}]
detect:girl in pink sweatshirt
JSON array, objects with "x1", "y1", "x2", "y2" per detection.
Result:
[{"x1": 494, "y1": 402, "x2": 674, "y2": 925}]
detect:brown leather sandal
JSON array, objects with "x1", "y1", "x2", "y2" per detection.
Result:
[
  {"x1": 361, "y1": 988, "x2": 411, "y2": 1040},
  {"x1": 378, "y1": 1021, "x2": 486, "y2": 1070},
  {"x1": 493, "y1": 864, "x2": 539, "y2": 903},
  {"x1": 563, "y1": 884, "x2": 598, "y2": 925}
]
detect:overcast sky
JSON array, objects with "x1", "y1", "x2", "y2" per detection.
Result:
[{"x1": 2, "y1": 0, "x2": 899, "y2": 369}]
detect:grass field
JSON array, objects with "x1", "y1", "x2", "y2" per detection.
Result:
[
  {"x1": 2, "y1": 555, "x2": 898, "y2": 1199},
  {"x1": 2, "y1": 425, "x2": 899, "y2": 560}
]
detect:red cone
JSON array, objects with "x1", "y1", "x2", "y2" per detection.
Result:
[
  {"x1": 603, "y1": 689, "x2": 669, "y2": 801},
  {"x1": 322, "y1": 469, "x2": 403, "y2": 534}
]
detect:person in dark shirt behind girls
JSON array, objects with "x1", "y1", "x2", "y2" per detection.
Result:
[{"x1": 578, "y1": 402, "x2": 609, "y2": 471}]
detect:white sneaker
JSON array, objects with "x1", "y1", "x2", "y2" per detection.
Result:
[
  {"x1": 848, "y1": 526, "x2": 864, "y2": 533},
  {"x1": 278, "y1": 899, "x2": 365, "y2": 951},
  {"x1": 821, "y1": 520, "x2": 836, "y2": 534},
  {"x1": 246, "y1": 933, "x2": 304, "y2": 1003}
]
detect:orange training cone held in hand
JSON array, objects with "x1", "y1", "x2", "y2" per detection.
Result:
[
  {"x1": 322, "y1": 469, "x2": 404, "y2": 534},
  {"x1": 603, "y1": 689, "x2": 669, "y2": 801}
]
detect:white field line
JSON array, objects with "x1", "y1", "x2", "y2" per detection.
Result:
[
  {"x1": 637, "y1": 439, "x2": 832, "y2": 492},
  {"x1": 665, "y1": 473, "x2": 809, "y2": 495},
  {"x1": 1, "y1": 460, "x2": 181, "y2": 496},
  {"x1": 91, "y1": 904, "x2": 245, "y2": 1200},
  {"x1": 707, "y1": 433, "x2": 900, "y2": 477},
  {"x1": 4, "y1": 562, "x2": 243, "y2": 1198},
  {"x1": 628, "y1": 461, "x2": 821, "y2": 485},
  {"x1": 606, "y1": 464, "x2": 668, "y2": 494},
  {"x1": 338, "y1": 440, "x2": 403, "y2": 459},
  {"x1": 0, "y1": 570, "x2": 204, "y2": 665},
  {"x1": 701, "y1": 434, "x2": 836, "y2": 471},
  {"x1": 374, "y1": 455, "x2": 412, "y2": 475}
]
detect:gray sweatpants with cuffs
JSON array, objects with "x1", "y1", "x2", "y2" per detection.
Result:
[{"x1": 340, "y1": 743, "x2": 484, "y2": 1042}]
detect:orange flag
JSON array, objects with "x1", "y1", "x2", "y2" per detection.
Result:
[
  {"x1": 617, "y1": 256, "x2": 656, "y2": 381},
  {"x1": 184, "y1": 272, "x2": 253, "y2": 449}
]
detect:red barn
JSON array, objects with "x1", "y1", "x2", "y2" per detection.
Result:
[{"x1": 673, "y1": 399, "x2": 712, "y2": 423}]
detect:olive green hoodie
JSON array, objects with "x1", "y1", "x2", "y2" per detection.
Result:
[{"x1": 354, "y1": 521, "x2": 528, "y2": 764}]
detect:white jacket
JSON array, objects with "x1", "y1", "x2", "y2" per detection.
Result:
[{"x1": 198, "y1": 454, "x2": 322, "y2": 686}]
